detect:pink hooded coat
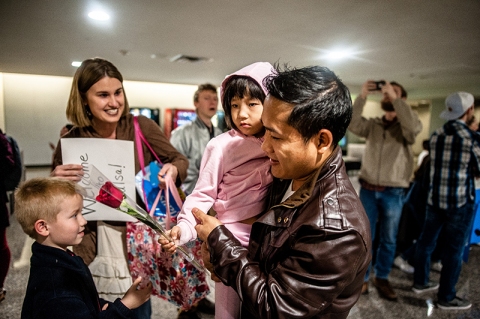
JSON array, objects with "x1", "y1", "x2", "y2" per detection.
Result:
[{"x1": 176, "y1": 62, "x2": 274, "y2": 246}]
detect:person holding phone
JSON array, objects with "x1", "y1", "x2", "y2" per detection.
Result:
[{"x1": 348, "y1": 80, "x2": 422, "y2": 300}]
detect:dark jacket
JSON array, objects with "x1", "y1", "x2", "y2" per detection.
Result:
[
  {"x1": 0, "y1": 129, "x2": 15, "y2": 228},
  {"x1": 207, "y1": 147, "x2": 371, "y2": 319},
  {"x1": 22, "y1": 242, "x2": 132, "y2": 319}
]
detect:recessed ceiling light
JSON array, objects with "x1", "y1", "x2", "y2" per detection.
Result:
[
  {"x1": 321, "y1": 48, "x2": 358, "y2": 62},
  {"x1": 71, "y1": 61, "x2": 82, "y2": 67},
  {"x1": 320, "y1": 47, "x2": 362, "y2": 62},
  {"x1": 88, "y1": 11, "x2": 110, "y2": 21}
]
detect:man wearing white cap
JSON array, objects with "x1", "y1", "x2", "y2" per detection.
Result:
[{"x1": 413, "y1": 92, "x2": 480, "y2": 310}]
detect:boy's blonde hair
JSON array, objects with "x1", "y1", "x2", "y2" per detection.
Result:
[{"x1": 15, "y1": 178, "x2": 83, "y2": 238}]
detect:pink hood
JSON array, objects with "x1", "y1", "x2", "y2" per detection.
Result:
[{"x1": 220, "y1": 62, "x2": 274, "y2": 99}]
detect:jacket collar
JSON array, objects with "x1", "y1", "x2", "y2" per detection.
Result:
[
  {"x1": 259, "y1": 146, "x2": 342, "y2": 226},
  {"x1": 31, "y1": 241, "x2": 88, "y2": 276},
  {"x1": 282, "y1": 146, "x2": 340, "y2": 208},
  {"x1": 194, "y1": 115, "x2": 210, "y2": 129}
]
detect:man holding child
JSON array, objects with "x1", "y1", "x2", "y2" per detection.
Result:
[{"x1": 194, "y1": 65, "x2": 371, "y2": 319}]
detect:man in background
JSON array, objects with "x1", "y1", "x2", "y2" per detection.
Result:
[
  {"x1": 170, "y1": 83, "x2": 222, "y2": 194},
  {"x1": 413, "y1": 92, "x2": 479, "y2": 310},
  {"x1": 348, "y1": 80, "x2": 422, "y2": 300}
]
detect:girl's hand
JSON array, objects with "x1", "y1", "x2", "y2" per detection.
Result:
[
  {"x1": 158, "y1": 163, "x2": 178, "y2": 189},
  {"x1": 50, "y1": 164, "x2": 84, "y2": 181},
  {"x1": 121, "y1": 277, "x2": 152, "y2": 310},
  {"x1": 158, "y1": 226, "x2": 181, "y2": 254}
]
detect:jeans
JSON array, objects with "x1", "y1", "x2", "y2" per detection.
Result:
[
  {"x1": 360, "y1": 187, "x2": 405, "y2": 280},
  {"x1": 132, "y1": 298, "x2": 152, "y2": 319},
  {"x1": 414, "y1": 203, "x2": 474, "y2": 302}
]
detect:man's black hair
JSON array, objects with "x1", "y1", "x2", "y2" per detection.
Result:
[{"x1": 264, "y1": 64, "x2": 352, "y2": 145}]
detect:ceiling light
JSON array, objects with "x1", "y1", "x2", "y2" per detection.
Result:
[
  {"x1": 321, "y1": 48, "x2": 357, "y2": 62},
  {"x1": 71, "y1": 61, "x2": 82, "y2": 67},
  {"x1": 88, "y1": 11, "x2": 110, "y2": 21}
]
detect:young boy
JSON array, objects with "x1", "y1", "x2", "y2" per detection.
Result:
[{"x1": 15, "y1": 178, "x2": 152, "y2": 319}]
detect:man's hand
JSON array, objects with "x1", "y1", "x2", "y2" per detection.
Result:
[
  {"x1": 381, "y1": 81, "x2": 400, "y2": 101},
  {"x1": 360, "y1": 80, "x2": 377, "y2": 99},
  {"x1": 192, "y1": 207, "x2": 222, "y2": 242},
  {"x1": 201, "y1": 242, "x2": 221, "y2": 282}
]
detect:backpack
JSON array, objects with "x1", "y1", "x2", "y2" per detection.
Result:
[{"x1": 4, "y1": 135, "x2": 23, "y2": 191}]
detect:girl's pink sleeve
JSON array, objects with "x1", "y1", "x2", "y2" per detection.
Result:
[{"x1": 176, "y1": 138, "x2": 225, "y2": 246}]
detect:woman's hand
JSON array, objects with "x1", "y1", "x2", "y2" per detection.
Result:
[
  {"x1": 158, "y1": 163, "x2": 178, "y2": 189},
  {"x1": 50, "y1": 164, "x2": 84, "y2": 181}
]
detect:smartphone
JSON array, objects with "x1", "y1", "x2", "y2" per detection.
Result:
[{"x1": 373, "y1": 80, "x2": 386, "y2": 91}]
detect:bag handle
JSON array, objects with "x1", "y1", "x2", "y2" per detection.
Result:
[
  {"x1": 133, "y1": 116, "x2": 183, "y2": 230},
  {"x1": 134, "y1": 117, "x2": 163, "y2": 172},
  {"x1": 148, "y1": 175, "x2": 181, "y2": 230},
  {"x1": 133, "y1": 117, "x2": 149, "y2": 206}
]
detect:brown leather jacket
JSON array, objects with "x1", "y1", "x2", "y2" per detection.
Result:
[{"x1": 207, "y1": 147, "x2": 371, "y2": 319}]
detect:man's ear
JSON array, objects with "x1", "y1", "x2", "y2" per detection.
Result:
[
  {"x1": 34, "y1": 219, "x2": 49, "y2": 237},
  {"x1": 317, "y1": 129, "x2": 333, "y2": 153}
]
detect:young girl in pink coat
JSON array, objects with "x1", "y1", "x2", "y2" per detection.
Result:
[{"x1": 160, "y1": 62, "x2": 274, "y2": 319}]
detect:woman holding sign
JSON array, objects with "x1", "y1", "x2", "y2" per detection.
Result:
[{"x1": 51, "y1": 58, "x2": 189, "y2": 319}]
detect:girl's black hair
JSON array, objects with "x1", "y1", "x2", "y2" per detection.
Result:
[{"x1": 222, "y1": 76, "x2": 266, "y2": 130}]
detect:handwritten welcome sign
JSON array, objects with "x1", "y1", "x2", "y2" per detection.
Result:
[{"x1": 61, "y1": 138, "x2": 136, "y2": 222}]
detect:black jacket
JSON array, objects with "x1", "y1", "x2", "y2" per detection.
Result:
[
  {"x1": 22, "y1": 242, "x2": 132, "y2": 319},
  {"x1": 208, "y1": 147, "x2": 371, "y2": 319}
]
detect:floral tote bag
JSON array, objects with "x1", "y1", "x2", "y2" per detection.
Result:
[{"x1": 126, "y1": 116, "x2": 210, "y2": 309}]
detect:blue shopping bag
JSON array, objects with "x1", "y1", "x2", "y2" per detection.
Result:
[{"x1": 135, "y1": 161, "x2": 182, "y2": 220}]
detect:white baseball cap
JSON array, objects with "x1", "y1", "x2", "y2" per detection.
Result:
[{"x1": 440, "y1": 92, "x2": 474, "y2": 120}]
